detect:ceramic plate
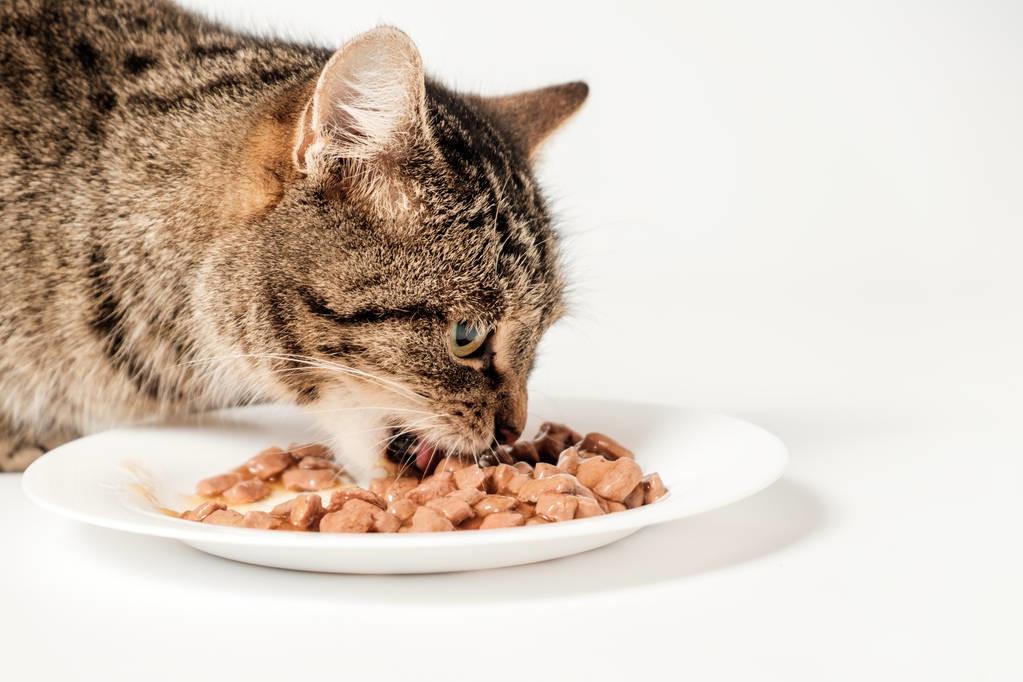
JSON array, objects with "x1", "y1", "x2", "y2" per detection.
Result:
[{"x1": 22, "y1": 397, "x2": 787, "y2": 574}]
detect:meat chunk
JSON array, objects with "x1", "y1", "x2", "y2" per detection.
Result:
[
  {"x1": 533, "y1": 462, "x2": 562, "y2": 479},
  {"x1": 242, "y1": 511, "x2": 278, "y2": 529},
  {"x1": 517, "y1": 474, "x2": 577, "y2": 503},
  {"x1": 579, "y1": 432, "x2": 634, "y2": 460},
  {"x1": 319, "y1": 506, "x2": 373, "y2": 533},
  {"x1": 623, "y1": 483, "x2": 645, "y2": 509},
  {"x1": 473, "y1": 495, "x2": 519, "y2": 517},
  {"x1": 479, "y1": 512, "x2": 526, "y2": 530},
  {"x1": 181, "y1": 501, "x2": 225, "y2": 522},
  {"x1": 425, "y1": 497, "x2": 474, "y2": 525},
  {"x1": 556, "y1": 448, "x2": 581, "y2": 475},
  {"x1": 329, "y1": 487, "x2": 386, "y2": 511},
  {"x1": 405, "y1": 471, "x2": 455, "y2": 504},
  {"x1": 196, "y1": 472, "x2": 242, "y2": 497},
  {"x1": 593, "y1": 458, "x2": 643, "y2": 502},
  {"x1": 453, "y1": 465, "x2": 488, "y2": 491},
  {"x1": 510, "y1": 440, "x2": 540, "y2": 464},
  {"x1": 574, "y1": 495, "x2": 605, "y2": 519},
  {"x1": 203, "y1": 509, "x2": 245, "y2": 526},
  {"x1": 491, "y1": 464, "x2": 529, "y2": 496},
  {"x1": 245, "y1": 447, "x2": 294, "y2": 479},
  {"x1": 387, "y1": 498, "x2": 418, "y2": 523},
  {"x1": 288, "y1": 494, "x2": 325, "y2": 529},
  {"x1": 409, "y1": 506, "x2": 455, "y2": 532},
  {"x1": 221, "y1": 478, "x2": 271, "y2": 504},
  {"x1": 575, "y1": 456, "x2": 615, "y2": 489},
  {"x1": 282, "y1": 467, "x2": 338, "y2": 492},
  {"x1": 298, "y1": 456, "x2": 336, "y2": 470},
  {"x1": 370, "y1": 477, "x2": 420, "y2": 503},
  {"x1": 643, "y1": 473, "x2": 668, "y2": 503},
  {"x1": 533, "y1": 421, "x2": 583, "y2": 462},
  {"x1": 535, "y1": 493, "x2": 579, "y2": 522},
  {"x1": 447, "y1": 487, "x2": 485, "y2": 506}
]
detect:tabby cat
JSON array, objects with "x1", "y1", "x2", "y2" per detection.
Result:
[{"x1": 0, "y1": 0, "x2": 586, "y2": 479}]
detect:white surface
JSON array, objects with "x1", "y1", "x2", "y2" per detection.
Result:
[
  {"x1": 21, "y1": 400, "x2": 786, "y2": 573},
  {"x1": 3, "y1": 0, "x2": 1022, "y2": 679}
]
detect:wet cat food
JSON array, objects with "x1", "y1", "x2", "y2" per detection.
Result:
[{"x1": 181, "y1": 423, "x2": 668, "y2": 533}]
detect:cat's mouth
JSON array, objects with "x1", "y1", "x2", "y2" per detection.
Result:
[{"x1": 385, "y1": 429, "x2": 444, "y2": 473}]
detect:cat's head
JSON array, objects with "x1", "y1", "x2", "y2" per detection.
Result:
[{"x1": 212, "y1": 28, "x2": 586, "y2": 479}]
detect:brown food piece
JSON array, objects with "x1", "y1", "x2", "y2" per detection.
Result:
[
  {"x1": 289, "y1": 493, "x2": 325, "y2": 529},
  {"x1": 473, "y1": 495, "x2": 519, "y2": 517},
  {"x1": 298, "y1": 456, "x2": 336, "y2": 470},
  {"x1": 319, "y1": 506, "x2": 373, "y2": 533},
  {"x1": 329, "y1": 487, "x2": 386, "y2": 511},
  {"x1": 454, "y1": 465, "x2": 488, "y2": 491},
  {"x1": 535, "y1": 493, "x2": 579, "y2": 522},
  {"x1": 491, "y1": 464, "x2": 529, "y2": 495},
  {"x1": 575, "y1": 456, "x2": 615, "y2": 489},
  {"x1": 203, "y1": 509, "x2": 245, "y2": 526},
  {"x1": 434, "y1": 456, "x2": 467, "y2": 474},
  {"x1": 425, "y1": 497, "x2": 474, "y2": 525},
  {"x1": 510, "y1": 440, "x2": 540, "y2": 464},
  {"x1": 282, "y1": 467, "x2": 338, "y2": 492},
  {"x1": 517, "y1": 474, "x2": 577, "y2": 503},
  {"x1": 515, "y1": 501, "x2": 536, "y2": 517},
  {"x1": 479, "y1": 512, "x2": 525, "y2": 530},
  {"x1": 494, "y1": 445, "x2": 516, "y2": 465},
  {"x1": 643, "y1": 473, "x2": 668, "y2": 503},
  {"x1": 533, "y1": 421, "x2": 583, "y2": 462},
  {"x1": 373, "y1": 510, "x2": 401, "y2": 533},
  {"x1": 181, "y1": 501, "x2": 225, "y2": 522},
  {"x1": 579, "y1": 432, "x2": 634, "y2": 460},
  {"x1": 459, "y1": 516, "x2": 486, "y2": 530},
  {"x1": 270, "y1": 498, "x2": 295, "y2": 518},
  {"x1": 242, "y1": 511, "x2": 278, "y2": 529},
  {"x1": 593, "y1": 458, "x2": 644, "y2": 502},
  {"x1": 574, "y1": 495, "x2": 605, "y2": 518},
  {"x1": 607, "y1": 501, "x2": 627, "y2": 513},
  {"x1": 409, "y1": 506, "x2": 455, "y2": 532},
  {"x1": 341, "y1": 499, "x2": 399, "y2": 533},
  {"x1": 222, "y1": 478, "x2": 271, "y2": 504},
  {"x1": 196, "y1": 472, "x2": 242, "y2": 497},
  {"x1": 245, "y1": 447, "x2": 294, "y2": 480},
  {"x1": 556, "y1": 448, "x2": 581, "y2": 475},
  {"x1": 405, "y1": 471, "x2": 455, "y2": 504},
  {"x1": 387, "y1": 498, "x2": 418, "y2": 523},
  {"x1": 288, "y1": 443, "x2": 333, "y2": 460},
  {"x1": 448, "y1": 487, "x2": 485, "y2": 506},
  {"x1": 525, "y1": 516, "x2": 551, "y2": 526},
  {"x1": 623, "y1": 483, "x2": 645, "y2": 509},
  {"x1": 533, "y1": 462, "x2": 562, "y2": 479},
  {"x1": 370, "y1": 477, "x2": 420, "y2": 503},
  {"x1": 512, "y1": 461, "x2": 533, "y2": 474}
]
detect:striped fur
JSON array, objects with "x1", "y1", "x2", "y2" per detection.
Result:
[{"x1": 0, "y1": 0, "x2": 586, "y2": 477}]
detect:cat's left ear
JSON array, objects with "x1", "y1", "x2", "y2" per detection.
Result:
[
  {"x1": 474, "y1": 81, "x2": 589, "y2": 158},
  {"x1": 293, "y1": 27, "x2": 426, "y2": 173}
]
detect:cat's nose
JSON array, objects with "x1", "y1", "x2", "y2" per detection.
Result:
[{"x1": 493, "y1": 415, "x2": 523, "y2": 446}]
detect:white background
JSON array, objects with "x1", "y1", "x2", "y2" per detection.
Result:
[{"x1": 3, "y1": 1, "x2": 1021, "y2": 679}]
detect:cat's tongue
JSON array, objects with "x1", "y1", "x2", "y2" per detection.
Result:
[{"x1": 414, "y1": 442, "x2": 437, "y2": 473}]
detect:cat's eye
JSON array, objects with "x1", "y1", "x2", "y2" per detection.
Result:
[{"x1": 449, "y1": 321, "x2": 490, "y2": 359}]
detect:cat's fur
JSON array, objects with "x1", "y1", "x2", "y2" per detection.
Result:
[{"x1": 0, "y1": 0, "x2": 586, "y2": 477}]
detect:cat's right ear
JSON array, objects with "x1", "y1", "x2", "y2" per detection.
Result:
[{"x1": 293, "y1": 27, "x2": 426, "y2": 173}]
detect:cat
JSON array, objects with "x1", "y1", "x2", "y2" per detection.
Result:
[{"x1": 0, "y1": 0, "x2": 586, "y2": 479}]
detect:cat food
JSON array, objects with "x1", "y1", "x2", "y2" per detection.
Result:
[{"x1": 181, "y1": 423, "x2": 668, "y2": 533}]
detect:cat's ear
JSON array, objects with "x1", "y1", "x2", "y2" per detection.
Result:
[
  {"x1": 293, "y1": 27, "x2": 425, "y2": 172},
  {"x1": 476, "y1": 82, "x2": 589, "y2": 157}
]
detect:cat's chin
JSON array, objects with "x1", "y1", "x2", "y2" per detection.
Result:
[{"x1": 310, "y1": 408, "x2": 391, "y2": 485}]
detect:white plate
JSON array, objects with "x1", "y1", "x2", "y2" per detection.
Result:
[{"x1": 22, "y1": 397, "x2": 787, "y2": 574}]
